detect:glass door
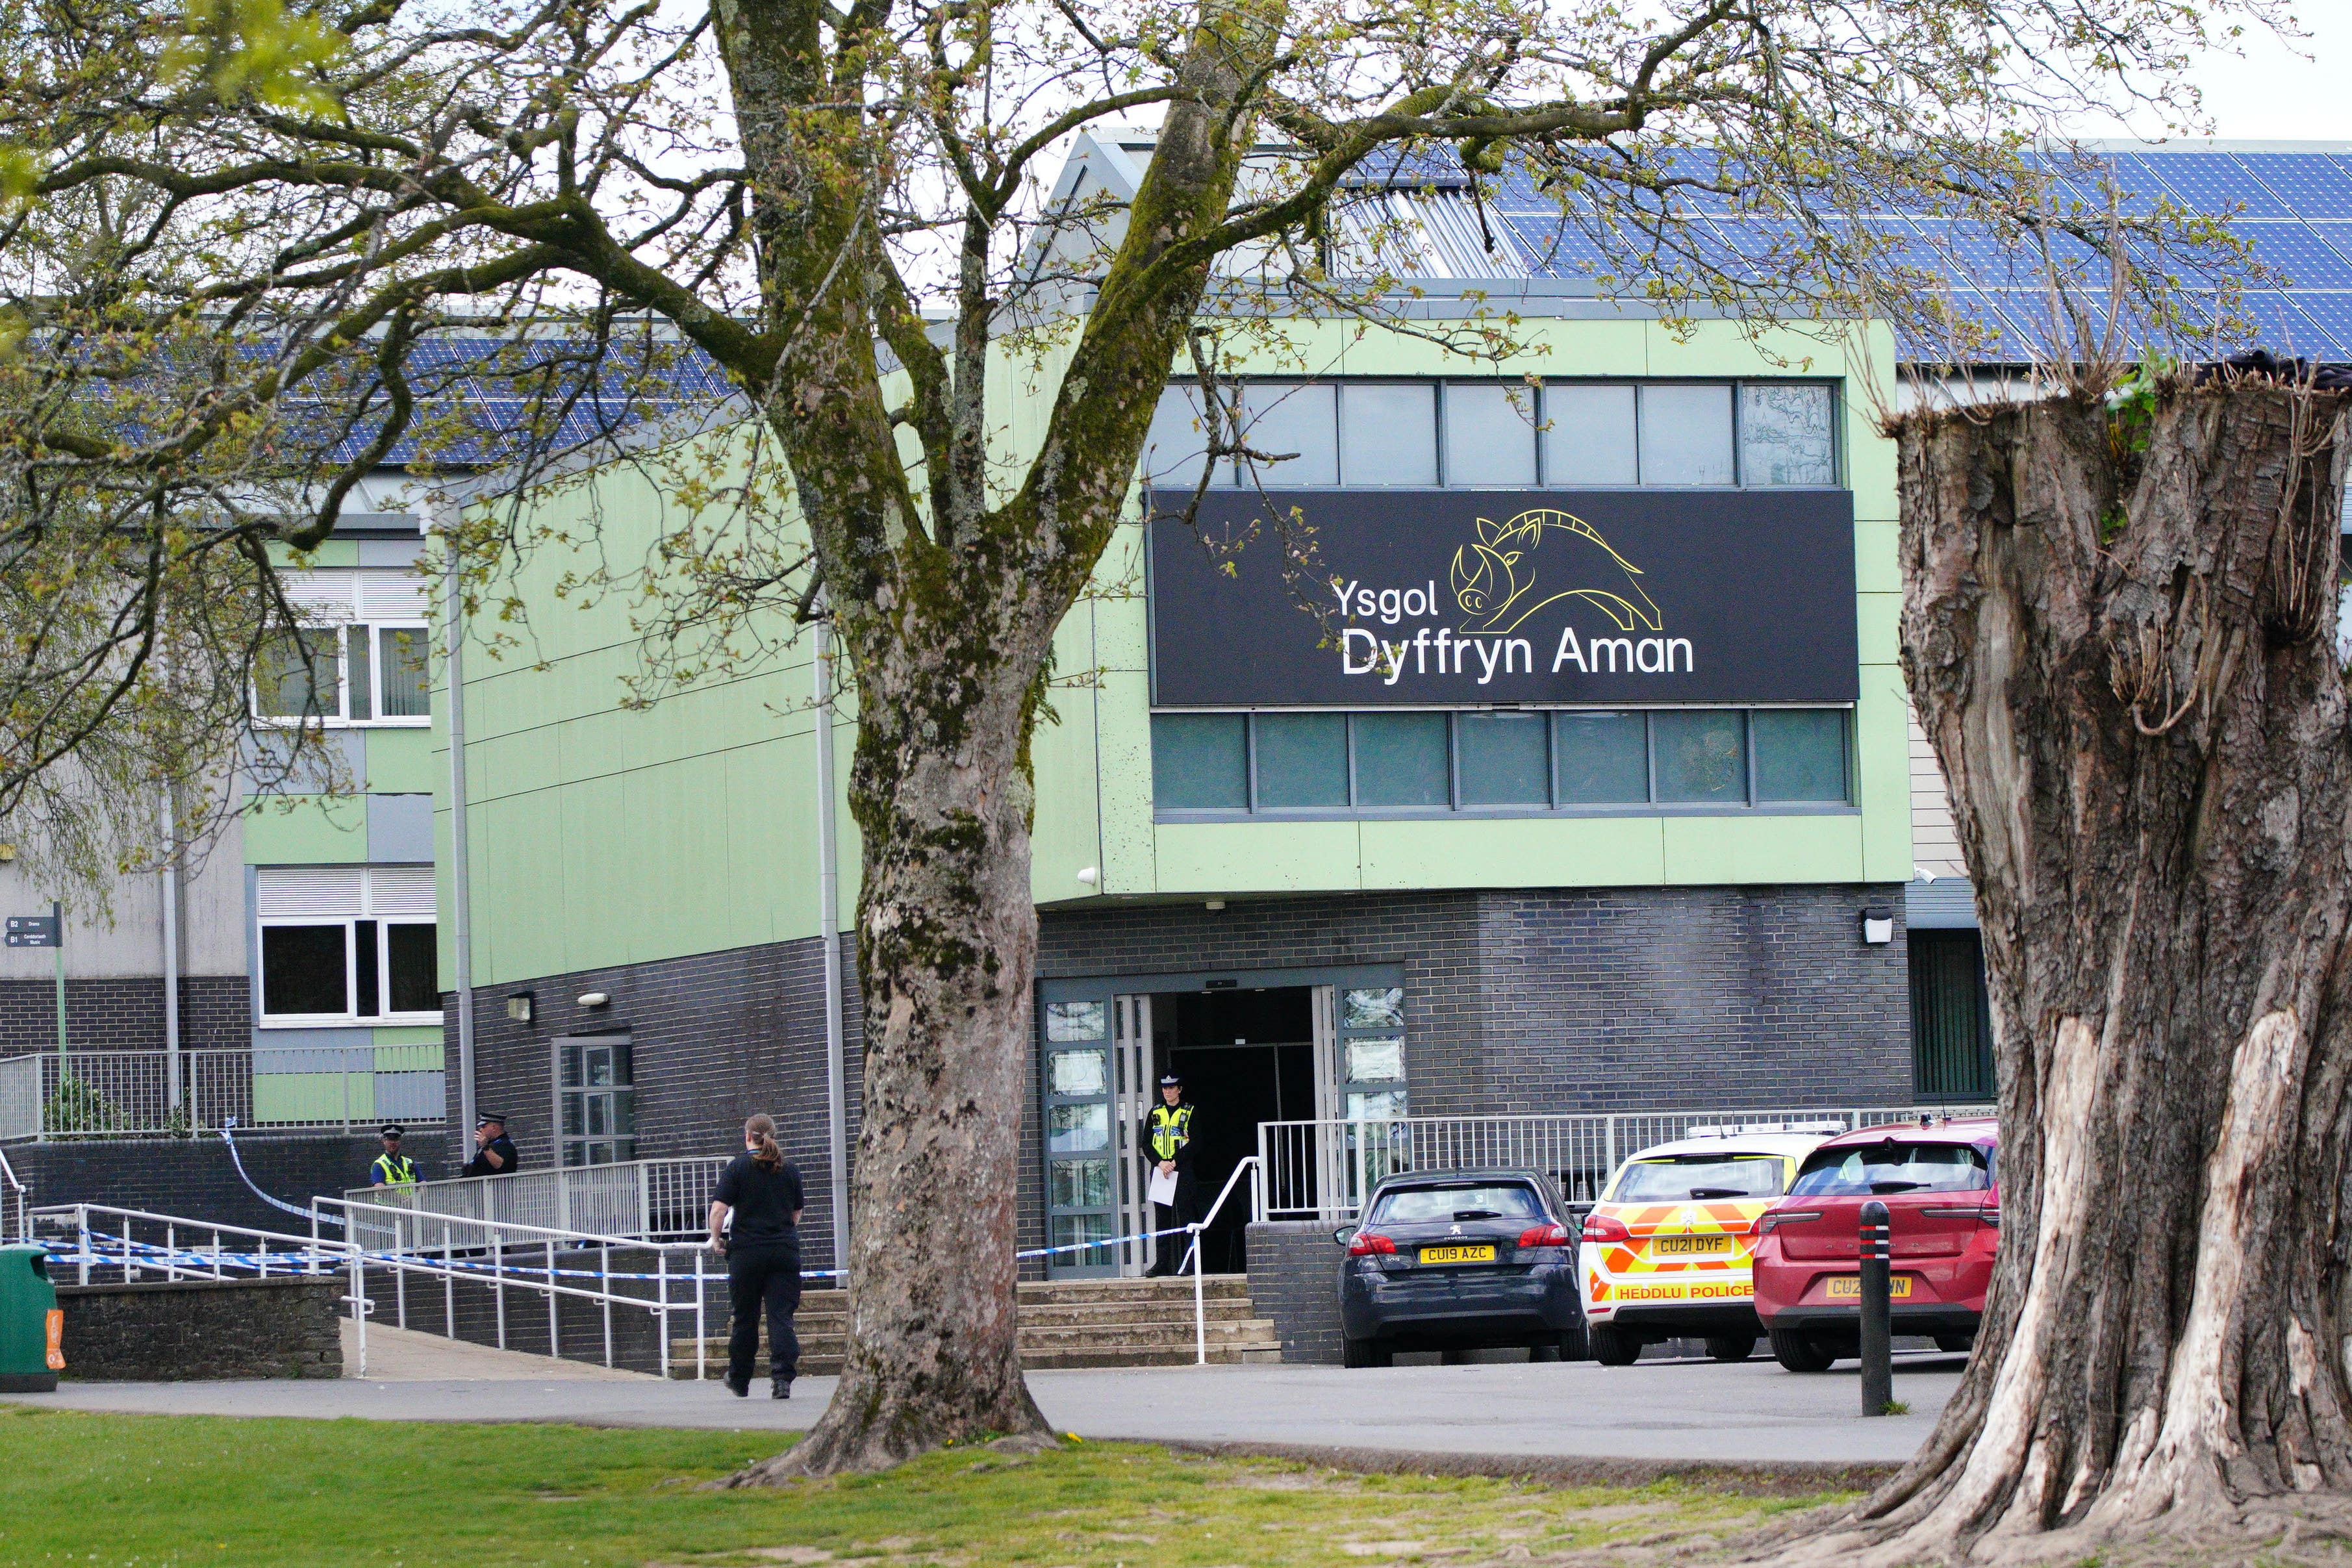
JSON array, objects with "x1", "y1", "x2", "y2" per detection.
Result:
[
  {"x1": 1114, "y1": 994, "x2": 1157, "y2": 1276},
  {"x1": 1040, "y1": 990, "x2": 1118, "y2": 1277}
]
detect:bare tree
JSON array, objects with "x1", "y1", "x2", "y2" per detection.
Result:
[{"x1": 0, "y1": 0, "x2": 2298, "y2": 1489}]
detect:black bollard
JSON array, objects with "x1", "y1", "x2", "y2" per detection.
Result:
[{"x1": 1859, "y1": 1198, "x2": 1892, "y2": 1417}]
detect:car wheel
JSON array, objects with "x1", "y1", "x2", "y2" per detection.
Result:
[
  {"x1": 1342, "y1": 1335, "x2": 1390, "y2": 1369},
  {"x1": 1558, "y1": 1321, "x2": 1589, "y2": 1362},
  {"x1": 1705, "y1": 1334, "x2": 1758, "y2": 1363},
  {"x1": 1588, "y1": 1324, "x2": 1639, "y2": 1367},
  {"x1": 1528, "y1": 1340, "x2": 1559, "y2": 1362},
  {"x1": 1934, "y1": 1333, "x2": 1975, "y2": 1354},
  {"x1": 1768, "y1": 1325, "x2": 1836, "y2": 1372}
]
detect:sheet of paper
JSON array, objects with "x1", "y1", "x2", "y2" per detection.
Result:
[{"x1": 1148, "y1": 1167, "x2": 1178, "y2": 1208}]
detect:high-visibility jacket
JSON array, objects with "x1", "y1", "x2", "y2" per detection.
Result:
[
  {"x1": 1147, "y1": 1102, "x2": 1195, "y2": 1163},
  {"x1": 371, "y1": 1152, "x2": 419, "y2": 1189}
]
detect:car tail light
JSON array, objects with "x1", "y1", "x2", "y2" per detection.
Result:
[
  {"x1": 1923, "y1": 1205, "x2": 2001, "y2": 1228},
  {"x1": 1757, "y1": 1209, "x2": 1823, "y2": 1237},
  {"x1": 1518, "y1": 1223, "x2": 1571, "y2": 1248},
  {"x1": 1580, "y1": 1213, "x2": 1630, "y2": 1245},
  {"x1": 1348, "y1": 1231, "x2": 1397, "y2": 1257}
]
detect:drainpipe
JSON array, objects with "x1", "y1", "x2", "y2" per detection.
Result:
[
  {"x1": 438, "y1": 499, "x2": 479, "y2": 1142},
  {"x1": 814, "y1": 614, "x2": 850, "y2": 1269},
  {"x1": 160, "y1": 784, "x2": 181, "y2": 1111}
]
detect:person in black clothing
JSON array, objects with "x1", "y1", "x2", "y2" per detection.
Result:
[
  {"x1": 462, "y1": 1111, "x2": 520, "y2": 1178},
  {"x1": 1142, "y1": 1073, "x2": 1198, "y2": 1277},
  {"x1": 709, "y1": 1112, "x2": 805, "y2": 1399}
]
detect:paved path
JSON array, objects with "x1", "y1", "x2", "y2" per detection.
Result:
[{"x1": 4, "y1": 1346, "x2": 1963, "y2": 1466}]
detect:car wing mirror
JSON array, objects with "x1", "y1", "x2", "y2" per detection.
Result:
[{"x1": 1333, "y1": 1226, "x2": 1357, "y2": 1248}]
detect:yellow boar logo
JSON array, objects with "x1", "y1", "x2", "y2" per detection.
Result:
[{"x1": 1449, "y1": 509, "x2": 1661, "y2": 636}]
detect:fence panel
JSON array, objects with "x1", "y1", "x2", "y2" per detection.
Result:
[
  {"x1": 0, "y1": 1050, "x2": 445, "y2": 1140},
  {"x1": 1259, "y1": 1104, "x2": 1997, "y2": 1220},
  {"x1": 347, "y1": 1156, "x2": 729, "y2": 1248}
]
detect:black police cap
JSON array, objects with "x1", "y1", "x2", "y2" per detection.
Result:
[
  {"x1": 379, "y1": 1124, "x2": 404, "y2": 1139},
  {"x1": 477, "y1": 1111, "x2": 509, "y2": 1128},
  {"x1": 1158, "y1": 1073, "x2": 1182, "y2": 1087}
]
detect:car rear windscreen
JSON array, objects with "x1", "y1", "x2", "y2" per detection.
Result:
[
  {"x1": 1369, "y1": 1183, "x2": 1545, "y2": 1224},
  {"x1": 1789, "y1": 1141, "x2": 1990, "y2": 1197},
  {"x1": 1612, "y1": 1155, "x2": 1787, "y2": 1202}
]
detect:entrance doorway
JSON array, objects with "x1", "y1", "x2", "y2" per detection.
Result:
[{"x1": 1157, "y1": 987, "x2": 1316, "y2": 1275}]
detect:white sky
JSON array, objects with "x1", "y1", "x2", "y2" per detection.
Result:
[{"x1": 2090, "y1": 14, "x2": 2349, "y2": 142}]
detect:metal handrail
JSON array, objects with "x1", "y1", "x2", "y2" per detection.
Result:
[
  {"x1": 0, "y1": 1145, "x2": 26, "y2": 1240},
  {"x1": 1, "y1": 1048, "x2": 446, "y2": 1141},
  {"x1": 1182, "y1": 1156, "x2": 1260, "y2": 1365}
]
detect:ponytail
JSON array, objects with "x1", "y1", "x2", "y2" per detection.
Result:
[{"x1": 746, "y1": 1113, "x2": 782, "y2": 1170}]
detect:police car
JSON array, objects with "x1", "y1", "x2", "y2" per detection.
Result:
[{"x1": 1578, "y1": 1128, "x2": 1838, "y2": 1365}]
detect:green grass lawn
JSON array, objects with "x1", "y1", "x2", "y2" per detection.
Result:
[{"x1": 0, "y1": 1406, "x2": 1851, "y2": 1568}]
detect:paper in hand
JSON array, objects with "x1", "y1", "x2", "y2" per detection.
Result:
[{"x1": 1148, "y1": 1167, "x2": 1178, "y2": 1208}]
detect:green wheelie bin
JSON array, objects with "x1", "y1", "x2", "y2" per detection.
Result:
[{"x1": 0, "y1": 1245, "x2": 60, "y2": 1391}]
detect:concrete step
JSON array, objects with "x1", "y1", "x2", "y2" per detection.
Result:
[
  {"x1": 758, "y1": 1296, "x2": 1258, "y2": 1324},
  {"x1": 672, "y1": 1316, "x2": 1277, "y2": 1359}
]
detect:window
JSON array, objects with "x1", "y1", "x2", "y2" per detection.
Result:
[
  {"x1": 1612, "y1": 1155, "x2": 1790, "y2": 1202},
  {"x1": 1150, "y1": 707, "x2": 1853, "y2": 816},
  {"x1": 1144, "y1": 378, "x2": 1838, "y2": 490},
  {"x1": 253, "y1": 623, "x2": 431, "y2": 724},
  {"x1": 1638, "y1": 384, "x2": 1736, "y2": 486},
  {"x1": 1912, "y1": 929, "x2": 1994, "y2": 1101},
  {"x1": 1351, "y1": 712, "x2": 1448, "y2": 806},
  {"x1": 255, "y1": 865, "x2": 438, "y2": 1024},
  {"x1": 558, "y1": 1036, "x2": 635, "y2": 1167},
  {"x1": 1338, "y1": 383, "x2": 1437, "y2": 486},
  {"x1": 1253, "y1": 713, "x2": 1348, "y2": 807},
  {"x1": 1456, "y1": 711, "x2": 1549, "y2": 805},
  {"x1": 1443, "y1": 383, "x2": 1538, "y2": 486},
  {"x1": 1543, "y1": 385, "x2": 1639, "y2": 486}
]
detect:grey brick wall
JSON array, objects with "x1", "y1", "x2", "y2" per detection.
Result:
[
  {"x1": 456, "y1": 883, "x2": 1912, "y2": 1281},
  {"x1": 59, "y1": 1276, "x2": 343, "y2": 1380},
  {"x1": 1037, "y1": 885, "x2": 1913, "y2": 1111},
  {"x1": 0, "y1": 975, "x2": 247, "y2": 1057},
  {"x1": 11, "y1": 1132, "x2": 383, "y2": 1233},
  {"x1": 445, "y1": 931, "x2": 865, "y2": 1274},
  {"x1": 1246, "y1": 1220, "x2": 1347, "y2": 1364}
]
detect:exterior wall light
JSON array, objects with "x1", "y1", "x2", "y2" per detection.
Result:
[
  {"x1": 1075, "y1": 866, "x2": 1100, "y2": 885},
  {"x1": 505, "y1": 991, "x2": 534, "y2": 1023},
  {"x1": 1204, "y1": 899, "x2": 1226, "y2": 911},
  {"x1": 1861, "y1": 907, "x2": 1895, "y2": 946},
  {"x1": 577, "y1": 991, "x2": 612, "y2": 1008}
]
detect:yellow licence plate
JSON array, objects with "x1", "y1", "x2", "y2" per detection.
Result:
[
  {"x1": 1651, "y1": 1234, "x2": 1732, "y2": 1257},
  {"x1": 1419, "y1": 1244, "x2": 1497, "y2": 1265},
  {"x1": 1825, "y1": 1275, "x2": 1914, "y2": 1300}
]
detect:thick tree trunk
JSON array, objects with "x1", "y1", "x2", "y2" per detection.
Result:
[
  {"x1": 1788, "y1": 382, "x2": 2352, "y2": 1563},
  {"x1": 725, "y1": 591, "x2": 1061, "y2": 1481}
]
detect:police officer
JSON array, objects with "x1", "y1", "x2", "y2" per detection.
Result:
[
  {"x1": 370, "y1": 1125, "x2": 420, "y2": 1189},
  {"x1": 1143, "y1": 1072, "x2": 1197, "y2": 1276},
  {"x1": 463, "y1": 1111, "x2": 520, "y2": 1178}
]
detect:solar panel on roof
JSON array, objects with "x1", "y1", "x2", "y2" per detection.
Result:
[
  {"x1": 2140, "y1": 154, "x2": 2292, "y2": 218},
  {"x1": 2239, "y1": 225, "x2": 2352, "y2": 288},
  {"x1": 2285, "y1": 294, "x2": 2352, "y2": 360},
  {"x1": 2304, "y1": 221, "x2": 2352, "y2": 268},
  {"x1": 2238, "y1": 154, "x2": 2352, "y2": 221}
]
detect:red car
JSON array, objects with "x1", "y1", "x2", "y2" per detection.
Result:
[{"x1": 1750, "y1": 1117, "x2": 1999, "y2": 1372}]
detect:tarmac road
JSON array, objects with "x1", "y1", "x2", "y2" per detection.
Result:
[{"x1": 1, "y1": 1323, "x2": 1962, "y2": 1467}]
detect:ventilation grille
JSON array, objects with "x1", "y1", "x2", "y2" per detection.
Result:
[{"x1": 256, "y1": 863, "x2": 436, "y2": 918}]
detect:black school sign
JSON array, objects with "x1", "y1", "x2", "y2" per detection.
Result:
[{"x1": 1147, "y1": 488, "x2": 1858, "y2": 707}]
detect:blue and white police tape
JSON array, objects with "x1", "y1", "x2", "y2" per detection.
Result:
[{"x1": 219, "y1": 1119, "x2": 346, "y2": 1228}]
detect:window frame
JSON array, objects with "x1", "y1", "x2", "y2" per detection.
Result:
[
  {"x1": 252, "y1": 621, "x2": 432, "y2": 728},
  {"x1": 555, "y1": 1034, "x2": 638, "y2": 1168},
  {"x1": 1150, "y1": 376, "x2": 1842, "y2": 492},
  {"x1": 255, "y1": 914, "x2": 442, "y2": 1026},
  {"x1": 1150, "y1": 705, "x2": 1858, "y2": 822}
]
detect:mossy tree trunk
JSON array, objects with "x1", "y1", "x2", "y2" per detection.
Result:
[
  {"x1": 1813, "y1": 383, "x2": 2352, "y2": 1562},
  {"x1": 714, "y1": 6, "x2": 1277, "y2": 1480}
]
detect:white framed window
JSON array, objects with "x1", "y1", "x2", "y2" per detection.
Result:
[
  {"x1": 255, "y1": 623, "x2": 431, "y2": 725},
  {"x1": 256, "y1": 865, "x2": 438, "y2": 1026},
  {"x1": 253, "y1": 570, "x2": 431, "y2": 726}
]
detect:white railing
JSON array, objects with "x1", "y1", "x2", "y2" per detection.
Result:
[
  {"x1": 346, "y1": 1156, "x2": 729, "y2": 1247},
  {"x1": 36, "y1": 1200, "x2": 716, "y2": 1380},
  {"x1": 0, "y1": 1049, "x2": 444, "y2": 1140},
  {"x1": 1180, "y1": 1156, "x2": 1259, "y2": 1365},
  {"x1": 1254, "y1": 1105, "x2": 1995, "y2": 1221},
  {"x1": 0, "y1": 1144, "x2": 28, "y2": 1240}
]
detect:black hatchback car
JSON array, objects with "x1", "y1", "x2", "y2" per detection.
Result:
[{"x1": 1335, "y1": 1167, "x2": 1585, "y2": 1367}]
